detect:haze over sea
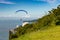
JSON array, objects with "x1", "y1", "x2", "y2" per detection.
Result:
[
  {"x1": 0, "y1": 19, "x2": 22, "y2": 40},
  {"x1": 0, "y1": 17, "x2": 36, "y2": 40}
]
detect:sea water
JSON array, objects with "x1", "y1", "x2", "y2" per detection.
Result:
[{"x1": 0, "y1": 20, "x2": 22, "y2": 40}]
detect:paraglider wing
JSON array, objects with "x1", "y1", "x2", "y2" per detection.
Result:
[{"x1": 15, "y1": 10, "x2": 28, "y2": 14}]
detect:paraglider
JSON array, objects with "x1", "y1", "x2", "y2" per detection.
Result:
[
  {"x1": 15, "y1": 10, "x2": 28, "y2": 14},
  {"x1": 15, "y1": 10, "x2": 30, "y2": 27},
  {"x1": 15, "y1": 10, "x2": 30, "y2": 18}
]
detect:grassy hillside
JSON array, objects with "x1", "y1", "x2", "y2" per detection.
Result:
[
  {"x1": 12, "y1": 25, "x2": 60, "y2": 40},
  {"x1": 9, "y1": 5, "x2": 60, "y2": 40}
]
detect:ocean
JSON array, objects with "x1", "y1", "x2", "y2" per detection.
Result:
[{"x1": 0, "y1": 20, "x2": 22, "y2": 40}]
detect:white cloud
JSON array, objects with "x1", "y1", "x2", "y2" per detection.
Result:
[
  {"x1": 47, "y1": 0, "x2": 56, "y2": 3},
  {"x1": 22, "y1": 14, "x2": 31, "y2": 18},
  {"x1": 0, "y1": 0, "x2": 15, "y2": 4},
  {"x1": 25, "y1": 14, "x2": 30, "y2": 18},
  {"x1": 34, "y1": 0, "x2": 57, "y2": 4}
]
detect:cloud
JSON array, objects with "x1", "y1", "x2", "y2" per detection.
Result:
[
  {"x1": 47, "y1": 0, "x2": 56, "y2": 3},
  {"x1": 34, "y1": 0, "x2": 57, "y2": 4},
  {"x1": 21, "y1": 14, "x2": 31, "y2": 18},
  {"x1": 0, "y1": 0, "x2": 15, "y2": 4},
  {"x1": 25, "y1": 14, "x2": 31, "y2": 18}
]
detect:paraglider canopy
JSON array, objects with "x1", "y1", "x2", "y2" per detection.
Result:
[
  {"x1": 15, "y1": 10, "x2": 28, "y2": 14},
  {"x1": 15, "y1": 10, "x2": 30, "y2": 18}
]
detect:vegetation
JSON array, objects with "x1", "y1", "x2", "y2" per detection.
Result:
[
  {"x1": 12, "y1": 26, "x2": 60, "y2": 40},
  {"x1": 9, "y1": 5, "x2": 60, "y2": 40}
]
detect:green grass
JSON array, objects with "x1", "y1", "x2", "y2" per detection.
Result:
[{"x1": 12, "y1": 25, "x2": 60, "y2": 40}]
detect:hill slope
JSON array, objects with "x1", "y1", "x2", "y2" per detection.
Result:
[{"x1": 12, "y1": 25, "x2": 60, "y2": 40}]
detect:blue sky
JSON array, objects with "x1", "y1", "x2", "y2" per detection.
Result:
[{"x1": 0, "y1": 0, "x2": 60, "y2": 19}]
